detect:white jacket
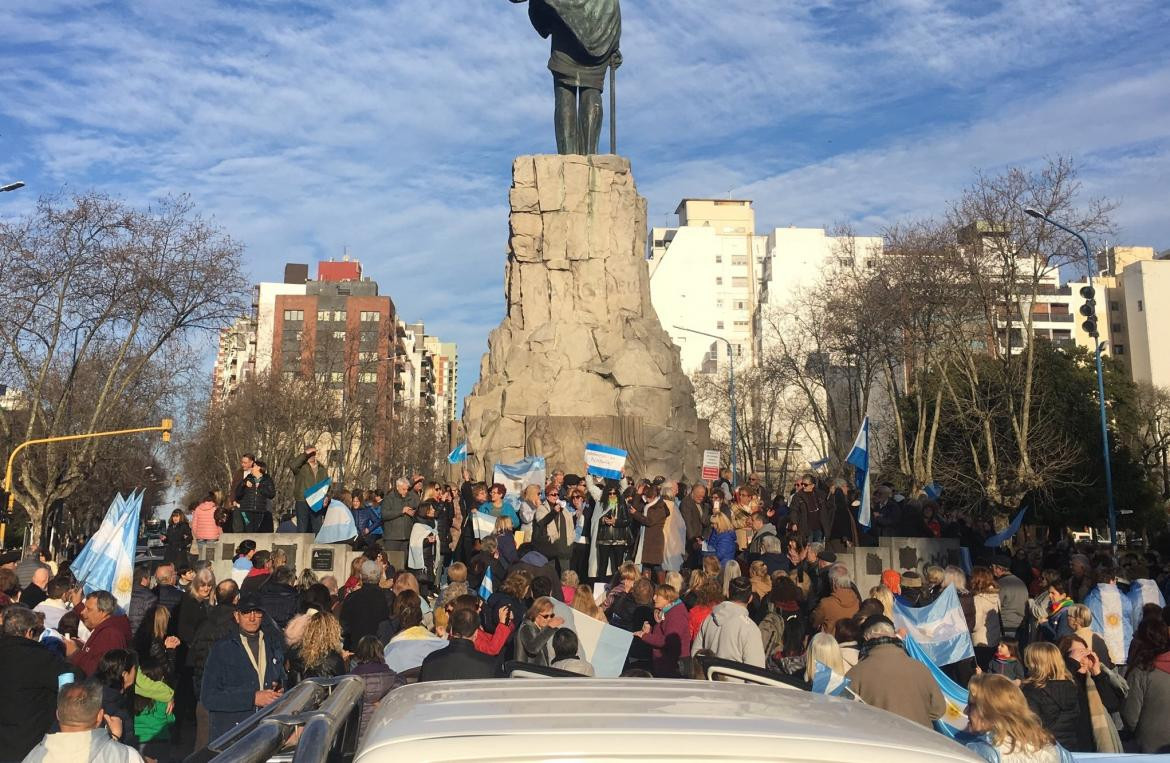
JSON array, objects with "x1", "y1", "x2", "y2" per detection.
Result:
[
  {"x1": 23, "y1": 730, "x2": 144, "y2": 763},
  {"x1": 693, "y1": 601, "x2": 766, "y2": 670}
]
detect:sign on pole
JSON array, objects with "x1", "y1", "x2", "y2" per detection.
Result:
[{"x1": 701, "y1": 450, "x2": 721, "y2": 481}]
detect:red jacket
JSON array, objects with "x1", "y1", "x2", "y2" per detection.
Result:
[
  {"x1": 474, "y1": 622, "x2": 514, "y2": 657},
  {"x1": 70, "y1": 614, "x2": 132, "y2": 677},
  {"x1": 639, "y1": 602, "x2": 690, "y2": 678}
]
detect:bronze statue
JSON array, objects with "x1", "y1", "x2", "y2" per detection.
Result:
[{"x1": 510, "y1": 0, "x2": 621, "y2": 155}]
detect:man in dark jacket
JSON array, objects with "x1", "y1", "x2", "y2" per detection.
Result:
[
  {"x1": 512, "y1": 549, "x2": 564, "y2": 602},
  {"x1": 127, "y1": 564, "x2": 158, "y2": 637},
  {"x1": 290, "y1": 446, "x2": 329, "y2": 533},
  {"x1": 679, "y1": 483, "x2": 708, "y2": 570},
  {"x1": 0, "y1": 607, "x2": 78, "y2": 762},
  {"x1": 418, "y1": 609, "x2": 498, "y2": 681},
  {"x1": 789, "y1": 475, "x2": 827, "y2": 542},
  {"x1": 153, "y1": 563, "x2": 184, "y2": 614},
  {"x1": 71, "y1": 591, "x2": 132, "y2": 678},
  {"x1": 381, "y1": 477, "x2": 419, "y2": 568},
  {"x1": 241, "y1": 551, "x2": 273, "y2": 593},
  {"x1": 201, "y1": 593, "x2": 286, "y2": 741},
  {"x1": 258, "y1": 567, "x2": 300, "y2": 630},
  {"x1": 190, "y1": 581, "x2": 240, "y2": 697},
  {"x1": 339, "y1": 561, "x2": 392, "y2": 650}
]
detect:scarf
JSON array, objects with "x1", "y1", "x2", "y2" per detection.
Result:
[
  {"x1": 239, "y1": 631, "x2": 268, "y2": 693},
  {"x1": 535, "y1": 502, "x2": 563, "y2": 545},
  {"x1": 1048, "y1": 596, "x2": 1074, "y2": 616},
  {"x1": 1084, "y1": 672, "x2": 1122, "y2": 753},
  {"x1": 859, "y1": 636, "x2": 905, "y2": 659}
]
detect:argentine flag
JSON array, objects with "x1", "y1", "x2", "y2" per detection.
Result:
[
  {"x1": 811, "y1": 660, "x2": 851, "y2": 697},
  {"x1": 304, "y1": 476, "x2": 331, "y2": 513},
  {"x1": 984, "y1": 505, "x2": 1027, "y2": 547},
  {"x1": 478, "y1": 565, "x2": 494, "y2": 600},
  {"x1": 1086, "y1": 583, "x2": 1134, "y2": 665},
  {"x1": 76, "y1": 491, "x2": 143, "y2": 609},
  {"x1": 315, "y1": 496, "x2": 358, "y2": 544},
  {"x1": 447, "y1": 442, "x2": 467, "y2": 464},
  {"x1": 584, "y1": 442, "x2": 627, "y2": 480},
  {"x1": 493, "y1": 456, "x2": 546, "y2": 502},
  {"x1": 72, "y1": 492, "x2": 130, "y2": 583},
  {"x1": 893, "y1": 585, "x2": 975, "y2": 667},
  {"x1": 846, "y1": 416, "x2": 871, "y2": 527},
  {"x1": 1127, "y1": 579, "x2": 1165, "y2": 630},
  {"x1": 902, "y1": 634, "x2": 970, "y2": 738}
]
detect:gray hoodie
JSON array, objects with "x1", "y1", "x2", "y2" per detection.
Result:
[{"x1": 693, "y1": 600, "x2": 766, "y2": 670}]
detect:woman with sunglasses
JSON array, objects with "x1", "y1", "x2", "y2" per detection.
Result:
[{"x1": 514, "y1": 596, "x2": 565, "y2": 666}]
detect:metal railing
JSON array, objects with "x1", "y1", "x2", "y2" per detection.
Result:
[{"x1": 187, "y1": 676, "x2": 365, "y2": 763}]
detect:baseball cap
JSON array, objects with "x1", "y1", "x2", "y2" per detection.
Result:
[{"x1": 237, "y1": 592, "x2": 265, "y2": 614}]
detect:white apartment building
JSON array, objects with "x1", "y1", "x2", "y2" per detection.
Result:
[
  {"x1": 648, "y1": 199, "x2": 767, "y2": 373},
  {"x1": 1119, "y1": 254, "x2": 1170, "y2": 387},
  {"x1": 211, "y1": 315, "x2": 258, "y2": 400}
]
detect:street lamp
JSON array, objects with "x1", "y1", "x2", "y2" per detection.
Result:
[
  {"x1": 1024, "y1": 206, "x2": 1117, "y2": 550},
  {"x1": 674, "y1": 325, "x2": 737, "y2": 484},
  {"x1": 0, "y1": 181, "x2": 25, "y2": 193}
]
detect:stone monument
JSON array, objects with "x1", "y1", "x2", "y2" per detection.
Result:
[{"x1": 462, "y1": 154, "x2": 708, "y2": 480}]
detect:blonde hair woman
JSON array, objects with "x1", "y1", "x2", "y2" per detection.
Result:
[
  {"x1": 749, "y1": 560, "x2": 772, "y2": 599},
  {"x1": 964, "y1": 674, "x2": 1070, "y2": 762},
  {"x1": 867, "y1": 584, "x2": 895, "y2": 619},
  {"x1": 291, "y1": 611, "x2": 346, "y2": 683},
  {"x1": 571, "y1": 584, "x2": 606, "y2": 622},
  {"x1": 1020, "y1": 642, "x2": 1079, "y2": 752},
  {"x1": 803, "y1": 631, "x2": 846, "y2": 685}
]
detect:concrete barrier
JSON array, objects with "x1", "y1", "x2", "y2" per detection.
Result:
[{"x1": 198, "y1": 533, "x2": 365, "y2": 586}]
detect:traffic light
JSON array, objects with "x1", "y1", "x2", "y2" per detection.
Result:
[
  {"x1": 161, "y1": 418, "x2": 173, "y2": 443},
  {"x1": 1078, "y1": 285, "x2": 1098, "y2": 338}
]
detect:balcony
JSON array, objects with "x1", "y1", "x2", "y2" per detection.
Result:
[{"x1": 1032, "y1": 313, "x2": 1074, "y2": 323}]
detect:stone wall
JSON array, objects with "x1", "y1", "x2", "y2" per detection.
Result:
[{"x1": 462, "y1": 155, "x2": 708, "y2": 480}]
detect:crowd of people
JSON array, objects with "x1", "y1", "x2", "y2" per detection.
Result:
[{"x1": 1, "y1": 460, "x2": 1168, "y2": 763}]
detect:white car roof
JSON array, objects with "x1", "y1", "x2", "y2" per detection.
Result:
[{"x1": 357, "y1": 679, "x2": 979, "y2": 762}]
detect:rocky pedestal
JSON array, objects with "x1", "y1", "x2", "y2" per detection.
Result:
[{"x1": 462, "y1": 155, "x2": 708, "y2": 480}]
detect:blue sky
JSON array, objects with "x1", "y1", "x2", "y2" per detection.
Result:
[{"x1": 2, "y1": 1, "x2": 1168, "y2": 412}]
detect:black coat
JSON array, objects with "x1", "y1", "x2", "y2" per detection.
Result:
[
  {"x1": 157, "y1": 584, "x2": 184, "y2": 616},
  {"x1": 418, "y1": 639, "x2": 498, "y2": 682},
  {"x1": 235, "y1": 473, "x2": 275, "y2": 515},
  {"x1": 340, "y1": 585, "x2": 393, "y2": 651},
  {"x1": 162, "y1": 521, "x2": 193, "y2": 564},
  {"x1": 0, "y1": 635, "x2": 77, "y2": 762},
  {"x1": 259, "y1": 581, "x2": 300, "y2": 630},
  {"x1": 286, "y1": 648, "x2": 346, "y2": 686},
  {"x1": 175, "y1": 595, "x2": 212, "y2": 666}
]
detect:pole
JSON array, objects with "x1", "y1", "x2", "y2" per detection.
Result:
[
  {"x1": 609, "y1": 62, "x2": 617, "y2": 155},
  {"x1": 2, "y1": 419, "x2": 173, "y2": 547},
  {"x1": 1024, "y1": 209, "x2": 1117, "y2": 551},
  {"x1": 673, "y1": 326, "x2": 736, "y2": 484}
]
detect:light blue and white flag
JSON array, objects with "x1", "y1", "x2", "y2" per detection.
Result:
[
  {"x1": 846, "y1": 416, "x2": 871, "y2": 528},
  {"x1": 478, "y1": 565, "x2": 494, "y2": 600},
  {"x1": 493, "y1": 456, "x2": 546, "y2": 502},
  {"x1": 893, "y1": 585, "x2": 975, "y2": 666},
  {"x1": 77, "y1": 491, "x2": 143, "y2": 609},
  {"x1": 71, "y1": 492, "x2": 129, "y2": 583},
  {"x1": 1127, "y1": 579, "x2": 1166, "y2": 630},
  {"x1": 902, "y1": 633, "x2": 970, "y2": 738},
  {"x1": 924, "y1": 482, "x2": 944, "y2": 501},
  {"x1": 811, "y1": 660, "x2": 851, "y2": 696},
  {"x1": 447, "y1": 442, "x2": 467, "y2": 464},
  {"x1": 808, "y1": 457, "x2": 830, "y2": 470},
  {"x1": 304, "y1": 476, "x2": 332, "y2": 513},
  {"x1": 1086, "y1": 583, "x2": 1134, "y2": 665},
  {"x1": 584, "y1": 442, "x2": 627, "y2": 480},
  {"x1": 984, "y1": 505, "x2": 1028, "y2": 547},
  {"x1": 315, "y1": 498, "x2": 358, "y2": 544},
  {"x1": 552, "y1": 599, "x2": 632, "y2": 677}
]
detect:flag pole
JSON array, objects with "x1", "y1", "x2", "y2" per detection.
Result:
[{"x1": 609, "y1": 62, "x2": 617, "y2": 155}]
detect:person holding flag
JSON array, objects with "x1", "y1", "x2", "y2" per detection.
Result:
[
  {"x1": 845, "y1": 615, "x2": 945, "y2": 727},
  {"x1": 291, "y1": 446, "x2": 329, "y2": 533},
  {"x1": 845, "y1": 416, "x2": 872, "y2": 535}
]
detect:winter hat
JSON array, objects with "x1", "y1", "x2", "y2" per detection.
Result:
[{"x1": 881, "y1": 569, "x2": 902, "y2": 595}]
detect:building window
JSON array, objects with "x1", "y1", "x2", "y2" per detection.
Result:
[
  {"x1": 317, "y1": 310, "x2": 347, "y2": 322},
  {"x1": 715, "y1": 277, "x2": 722, "y2": 286},
  {"x1": 361, "y1": 331, "x2": 377, "y2": 344},
  {"x1": 732, "y1": 255, "x2": 748, "y2": 266},
  {"x1": 330, "y1": 372, "x2": 344, "y2": 383},
  {"x1": 715, "y1": 299, "x2": 723, "y2": 308},
  {"x1": 734, "y1": 300, "x2": 746, "y2": 310},
  {"x1": 716, "y1": 321, "x2": 724, "y2": 330},
  {"x1": 731, "y1": 276, "x2": 748, "y2": 288},
  {"x1": 282, "y1": 309, "x2": 303, "y2": 321},
  {"x1": 1110, "y1": 301, "x2": 1120, "y2": 311},
  {"x1": 1137, "y1": 300, "x2": 1143, "y2": 312},
  {"x1": 314, "y1": 372, "x2": 328, "y2": 382},
  {"x1": 332, "y1": 331, "x2": 346, "y2": 340},
  {"x1": 733, "y1": 320, "x2": 749, "y2": 328},
  {"x1": 1111, "y1": 323, "x2": 1122, "y2": 334},
  {"x1": 281, "y1": 371, "x2": 294, "y2": 381},
  {"x1": 359, "y1": 351, "x2": 380, "y2": 361},
  {"x1": 360, "y1": 311, "x2": 381, "y2": 322},
  {"x1": 714, "y1": 255, "x2": 722, "y2": 264},
  {"x1": 358, "y1": 372, "x2": 377, "y2": 383},
  {"x1": 1114, "y1": 344, "x2": 1125, "y2": 355}
]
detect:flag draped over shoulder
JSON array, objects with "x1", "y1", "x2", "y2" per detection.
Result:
[
  {"x1": 315, "y1": 499, "x2": 357, "y2": 544},
  {"x1": 893, "y1": 586, "x2": 975, "y2": 667},
  {"x1": 1127, "y1": 579, "x2": 1165, "y2": 630},
  {"x1": 846, "y1": 417, "x2": 871, "y2": 528},
  {"x1": 902, "y1": 634, "x2": 970, "y2": 738},
  {"x1": 1086, "y1": 583, "x2": 1134, "y2": 665},
  {"x1": 811, "y1": 660, "x2": 851, "y2": 697},
  {"x1": 75, "y1": 491, "x2": 143, "y2": 609},
  {"x1": 983, "y1": 506, "x2": 1027, "y2": 547}
]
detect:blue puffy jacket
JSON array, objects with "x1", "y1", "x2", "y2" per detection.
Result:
[{"x1": 705, "y1": 529, "x2": 737, "y2": 565}]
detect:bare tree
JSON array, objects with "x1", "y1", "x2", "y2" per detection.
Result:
[
  {"x1": 0, "y1": 192, "x2": 248, "y2": 535},
  {"x1": 1131, "y1": 382, "x2": 1170, "y2": 499}
]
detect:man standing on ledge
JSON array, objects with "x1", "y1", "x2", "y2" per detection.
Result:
[{"x1": 511, "y1": 0, "x2": 621, "y2": 155}]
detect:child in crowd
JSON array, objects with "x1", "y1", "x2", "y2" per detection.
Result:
[
  {"x1": 986, "y1": 637, "x2": 1025, "y2": 683},
  {"x1": 134, "y1": 656, "x2": 176, "y2": 762}
]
